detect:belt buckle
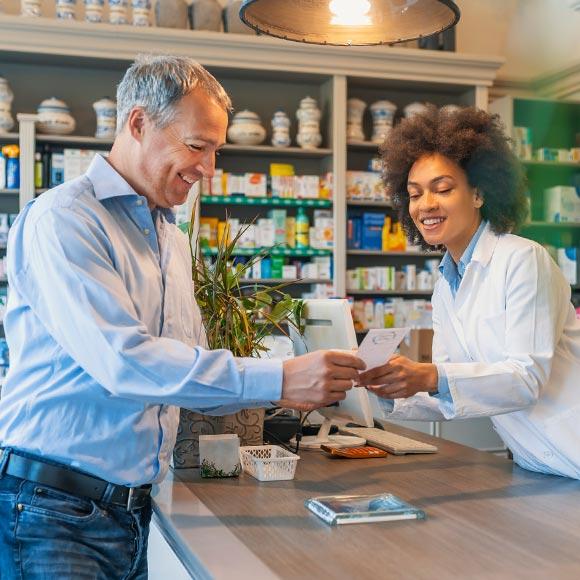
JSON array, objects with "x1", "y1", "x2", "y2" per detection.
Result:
[{"x1": 126, "y1": 487, "x2": 136, "y2": 511}]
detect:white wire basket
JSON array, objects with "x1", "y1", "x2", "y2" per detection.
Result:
[{"x1": 239, "y1": 445, "x2": 300, "y2": 482}]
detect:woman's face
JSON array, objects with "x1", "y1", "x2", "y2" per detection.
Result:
[{"x1": 407, "y1": 153, "x2": 483, "y2": 261}]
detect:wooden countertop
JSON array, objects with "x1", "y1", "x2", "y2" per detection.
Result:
[{"x1": 152, "y1": 424, "x2": 580, "y2": 579}]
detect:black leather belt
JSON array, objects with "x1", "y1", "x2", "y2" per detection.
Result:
[{"x1": 2, "y1": 450, "x2": 151, "y2": 511}]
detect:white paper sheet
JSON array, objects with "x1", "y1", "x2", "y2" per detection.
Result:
[{"x1": 357, "y1": 328, "x2": 410, "y2": 371}]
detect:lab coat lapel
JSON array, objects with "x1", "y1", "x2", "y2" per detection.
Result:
[{"x1": 442, "y1": 224, "x2": 500, "y2": 362}]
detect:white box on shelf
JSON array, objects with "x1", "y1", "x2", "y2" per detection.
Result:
[
  {"x1": 245, "y1": 173, "x2": 267, "y2": 197},
  {"x1": 544, "y1": 186, "x2": 580, "y2": 223},
  {"x1": 294, "y1": 175, "x2": 320, "y2": 199},
  {"x1": 282, "y1": 264, "x2": 298, "y2": 279}
]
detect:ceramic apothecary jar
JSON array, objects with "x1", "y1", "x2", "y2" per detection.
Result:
[
  {"x1": 227, "y1": 110, "x2": 266, "y2": 146},
  {"x1": 369, "y1": 100, "x2": 397, "y2": 144},
  {"x1": 131, "y1": 0, "x2": 152, "y2": 26},
  {"x1": 93, "y1": 97, "x2": 116, "y2": 139},
  {"x1": 56, "y1": 0, "x2": 76, "y2": 20},
  {"x1": 36, "y1": 97, "x2": 76, "y2": 135},
  {"x1": 84, "y1": 0, "x2": 104, "y2": 22},
  {"x1": 404, "y1": 101, "x2": 428, "y2": 118},
  {"x1": 0, "y1": 77, "x2": 14, "y2": 134},
  {"x1": 296, "y1": 120, "x2": 322, "y2": 150},
  {"x1": 296, "y1": 96, "x2": 321, "y2": 124},
  {"x1": 271, "y1": 110, "x2": 291, "y2": 148},
  {"x1": 347, "y1": 98, "x2": 367, "y2": 143},
  {"x1": 109, "y1": 0, "x2": 129, "y2": 24}
]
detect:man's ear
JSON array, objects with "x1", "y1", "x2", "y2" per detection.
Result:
[{"x1": 127, "y1": 107, "x2": 146, "y2": 141}]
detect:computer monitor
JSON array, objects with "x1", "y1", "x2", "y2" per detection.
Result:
[{"x1": 288, "y1": 299, "x2": 374, "y2": 449}]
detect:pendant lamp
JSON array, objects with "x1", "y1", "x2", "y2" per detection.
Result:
[{"x1": 239, "y1": 0, "x2": 460, "y2": 46}]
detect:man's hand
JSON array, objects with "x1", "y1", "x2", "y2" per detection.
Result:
[
  {"x1": 276, "y1": 350, "x2": 366, "y2": 411},
  {"x1": 356, "y1": 354, "x2": 438, "y2": 399}
]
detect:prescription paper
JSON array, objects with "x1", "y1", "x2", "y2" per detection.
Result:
[{"x1": 357, "y1": 328, "x2": 410, "y2": 371}]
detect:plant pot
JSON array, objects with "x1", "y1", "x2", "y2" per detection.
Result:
[{"x1": 173, "y1": 407, "x2": 265, "y2": 469}]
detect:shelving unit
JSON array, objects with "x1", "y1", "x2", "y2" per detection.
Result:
[
  {"x1": 489, "y1": 96, "x2": 580, "y2": 303},
  {"x1": 0, "y1": 14, "x2": 506, "y2": 450}
]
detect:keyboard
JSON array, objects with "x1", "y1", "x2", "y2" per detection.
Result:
[{"x1": 338, "y1": 427, "x2": 438, "y2": 455}]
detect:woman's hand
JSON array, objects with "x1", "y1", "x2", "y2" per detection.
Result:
[{"x1": 357, "y1": 354, "x2": 438, "y2": 399}]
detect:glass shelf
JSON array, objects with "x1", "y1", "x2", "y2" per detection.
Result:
[
  {"x1": 202, "y1": 247, "x2": 332, "y2": 258},
  {"x1": 201, "y1": 195, "x2": 332, "y2": 208}
]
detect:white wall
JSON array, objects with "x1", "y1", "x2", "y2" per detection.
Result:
[{"x1": 456, "y1": 0, "x2": 580, "y2": 81}]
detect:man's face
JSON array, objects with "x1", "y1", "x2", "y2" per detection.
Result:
[{"x1": 136, "y1": 88, "x2": 228, "y2": 208}]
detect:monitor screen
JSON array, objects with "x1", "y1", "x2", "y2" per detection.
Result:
[{"x1": 289, "y1": 299, "x2": 374, "y2": 429}]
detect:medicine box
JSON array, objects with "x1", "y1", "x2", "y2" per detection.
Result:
[{"x1": 544, "y1": 186, "x2": 580, "y2": 223}]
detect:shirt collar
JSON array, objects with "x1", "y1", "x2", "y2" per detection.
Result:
[
  {"x1": 86, "y1": 154, "x2": 141, "y2": 202},
  {"x1": 439, "y1": 220, "x2": 488, "y2": 285},
  {"x1": 85, "y1": 154, "x2": 176, "y2": 224}
]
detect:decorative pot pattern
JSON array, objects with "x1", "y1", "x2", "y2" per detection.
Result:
[
  {"x1": 271, "y1": 110, "x2": 291, "y2": 148},
  {"x1": 227, "y1": 110, "x2": 266, "y2": 146},
  {"x1": 84, "y1": 0, "x2": 104, "y2": 22},
  {"x1": 36, "y1": 97, "x2": 76, "y2": 135},
  {"x1": 173, "y1": 408, "x2": 265, "y2": 468},
  {"x1": 296, "y1": 96, "x2": 322, "y2": 150},
  {"x1": 56, "y1": 0, "x2": 76, "y2": 19},
  {"x1": 370, "y1": 99, "x2": 397, "y2": 144},
  {"x1": 109, "y1": 0, "x2": 128, "y2": 25},
  {"x1": 0, "y1": 77, "x2": 14, "y2": 134},
  {"x1": 131, "y1": 0, "x2": 151, "y2": 26},
  {"x1": 93, "y1": 97, "x2": 116, "y2": 139}
]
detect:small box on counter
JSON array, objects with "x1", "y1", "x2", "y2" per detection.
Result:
[
  {"x1": 399, "y1": 329, "x2": 434, "y2": 363},
  {"x1": 557, "y1": 248, "x2": 578, "y2": 286}
]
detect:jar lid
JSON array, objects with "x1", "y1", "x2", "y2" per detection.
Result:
[{"x1": 38, "y1": 97, "x2": 70, "y2": 113}]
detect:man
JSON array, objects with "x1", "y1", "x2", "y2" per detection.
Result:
[{"x1": 0, "y1": 55, "x2": 365, "y2": 578}]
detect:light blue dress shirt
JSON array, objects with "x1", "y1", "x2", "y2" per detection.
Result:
[
  {"x1": 0, "y1": 154, "x2": 282, "y2": 486},
  {"x1": 434, "y1": 220, "x2": 487, "y2": 398}
]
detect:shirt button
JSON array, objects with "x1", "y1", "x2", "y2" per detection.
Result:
[
  {"x1": 136, "y1": 199, "x2": 144, "y2": 206},
  {"x1": 143, "y1": 228, "x2": 150, "y2": 236}
]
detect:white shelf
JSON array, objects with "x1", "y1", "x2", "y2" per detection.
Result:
[
  {"x1": 35, "y1": 134, "x2": 113, "y2": 146},
  {"x1": 222, "y1": 144, "x2": 331, "y2": 157},
  {"x1": 0, "y1": 132, "x2": 19, "y2": 142},
  {"x1": 0, "y1": 189, "x2": 19, "y2": 195}
]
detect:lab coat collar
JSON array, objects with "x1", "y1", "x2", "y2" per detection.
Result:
[{"x1": 470, "y1": 221, "x2": 499, "y2": 268}]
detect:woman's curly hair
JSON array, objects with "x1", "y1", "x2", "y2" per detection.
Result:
[{"x1": 380, "y1": 105, "x2": 528, "y2": 250}]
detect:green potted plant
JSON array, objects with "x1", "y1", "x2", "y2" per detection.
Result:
[{"x1": 173, "y1": 209, "x2": 304, "y2": 469}]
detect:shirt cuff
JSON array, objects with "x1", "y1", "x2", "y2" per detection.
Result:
[
  {"x1": 239, "y1": 357, "x2": 283, "y2": 402},
  {"x1": 430, "y1": 364, "x2": 452, "y2": 402}
]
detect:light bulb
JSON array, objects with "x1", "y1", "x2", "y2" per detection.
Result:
[{"x1": 329, "y1": 0, "x2": 372, "y2": 26}]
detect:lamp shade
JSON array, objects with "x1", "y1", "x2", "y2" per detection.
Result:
[{"x1": 239, "y1": 0, "x2": 460, "y2": 46}]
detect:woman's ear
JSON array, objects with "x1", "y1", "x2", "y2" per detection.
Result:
[{"x1": 473, "y1": 188, "x2": 484, "y2": 208}]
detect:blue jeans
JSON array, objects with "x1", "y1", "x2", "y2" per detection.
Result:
[{"x1": 0, "y1": 449, "x2": 152, "y2": 579}]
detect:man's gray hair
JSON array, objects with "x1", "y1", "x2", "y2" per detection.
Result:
[{"x1": 116, "y1": 54, "x2": 232, "y2": 133}]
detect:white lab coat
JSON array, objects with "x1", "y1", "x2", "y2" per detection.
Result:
[{"x1": 376, "y1": 223, "x2": 580, "y2": 478}]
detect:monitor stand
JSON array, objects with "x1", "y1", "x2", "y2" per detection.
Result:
[{"x1": 291, "y1": 418, "x2": 366, "y2": 450}]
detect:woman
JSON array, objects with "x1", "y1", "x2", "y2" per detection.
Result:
[{"x1": 357, "y1": 106, "x2": 580, "y2": 479}]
